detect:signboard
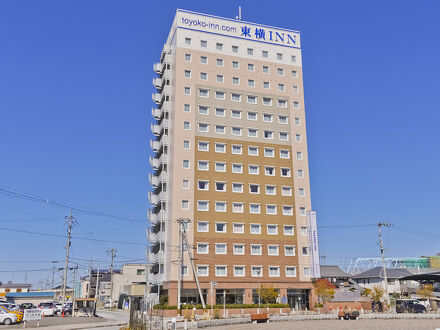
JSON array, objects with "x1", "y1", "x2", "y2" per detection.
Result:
[
  {"x1": 307, "y1": 210, "x2": 321, "y2": 278},
  {"x1": 176, "y1": 9, "x2": 301, "y2": 49},
  {"x1": 24, "y1": 308, "x2": 42, "y2": 321}
]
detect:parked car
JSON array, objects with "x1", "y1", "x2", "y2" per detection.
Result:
[
  {"x1": 0, "y1": 308, "x2": 18, "y2": 325},
  {"x1": 38, "y1": 302, "x2": 56, "y2": 316},
  {"x1": 54, "y1": 303, "x2": 63, "y2": 315},
  {"x1": 396, "y1": 299, "x2": 427, "y2": 313},
  {"x1": 19, "y1": 303, "x2": 36, "y2": 313},
  {"x1": 62, "y1": 303, "x2": 73, "y2": 316},
  {"x1": 0, "y1": 302, "x2": 13, "y2": 310},
  {"x1": 0, "y1": 306, "x2": 23, "y2": 322}
]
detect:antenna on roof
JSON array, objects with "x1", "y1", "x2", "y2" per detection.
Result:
[{"x1": 235, "y1": 6, "x2": 242, "y2": 20}]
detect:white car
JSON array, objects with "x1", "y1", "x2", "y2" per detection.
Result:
[
  {"x1": 38, "y1": 302, "x2": 56, "y2": 316},
  {"x1": 0, "y1": 308, "x2": 17, "y2": 325}
]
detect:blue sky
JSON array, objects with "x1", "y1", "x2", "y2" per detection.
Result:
[{"x1": 1, "y1": 0, "x2": 439, "y2": 286}]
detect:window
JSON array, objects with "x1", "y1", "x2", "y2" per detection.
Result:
[
  {"x1": 284, "y1": 225, "x2": 294, "y2": 235},
  {"x1": 232, "y1": 163, "x2": 243, "y2": 173},
  {"x1": 262, "y1": 50, "x2": 268, "y2": 58},
  {"x1": 267, "y1": 224, "x2": 278, "y2": 234},
  {"x1": 294, "y1": 117, "x2": 301, "y2": 125},
  {"x1": 231, "y1": 127, "x2": 242, "y2": 136},
  {"x1": 200, "y1": 40, "x2": 207, "y2": 47},
  {"x1": 232, "y1": 77, "x2": 239, "y2": 85},
  {"x1": 198, "y1": 141, "x2": 209, "y2": 151},
  {"x1": 266, "y1": 185, "x2": 276, "y2": 195},
  {"x1": 184, "y1": 87, "x2": 191, "y2": 95},
  {"x1": 215, "y1": 266, "x2": 227, "y2": 277},
  {"x1": 216, "y1": 75, "x2": 224, "y2": 83},
  {"x1": 184, "y1": 104, "x2": 190, "y2": 112},
  {"x1": 263, "y1": 81, "x2": 270, "y2": 89},
  {"x1": 232, "y1": 202, "x2": 243, "y2": 213},
  {"x1": 184, "y1": 70, "x2": 191, "y2": 78},
  {"x1": 232, "y1": 45, "x2": 238, "y2": 53},
  {"x1": 300, "y1": 207, "x2": 306, "y2": 216},
  {"x1": 248, "y1": 128, "x2": 258, "y2": 137},
  {"x1": 200, "y1": 72, "x2": 207, "y2": 80},
  {"x1": 292, "y1": 85, "x2": 299, "y2": 93},
  {"x1": 216, "y1": 58, "x2": 224, "y2": 66},
  {"x1": 266, "y1": 205, "x2": 277, "y2": 215},
  {"x1": 197, "y1": 201, "x2": 209, "y2": 211},
  {"x1": 215, "y1": 223, "x2": 226, "y2": 233},
  {"x1": 215, "y1": 108, "x2": 225, "y2": 117},
  {"x1": 198, "y1": 180, "x2": 209, "y2": 191},
  {"x1": 302, "y1": 247, "x2": 309, "y2": 256},
  {"x1": 184, "y1": 53, "x2": 191, "y2": 61},
  {"x1": 251, "y1": 266, "x2": 263, "y2": 277},
  {"x1": 277, "y1": 99, "x2": 287, "y2": 108},
  {"x1": 215, "y1": 182, "x2": 226, "y2": 191},
  {"x1": 304, "y1": 267, "x2": 310, "y2": 277},
  {"x1": 277, "y1": 68, "x2": 284, "y2": 76},
  {"x1": 282, "y1": 186, "x2": 292, "y2": 196},
  {"x1": 197, "y1": 243, "x2": 209, "y2": 254},
  {"x1": 181, "y1": 265, "x2": 188, "y2": 276},
  {"x1": 185, "y1": 37, "x2": 191, "y2": 45},
  {"x1": 269, "y1": 266, "x2": 280, "y2": 277},
  {"x1": 198, "y1": 160, "x2": 209, "y2": 171},
  {"x1": 215, "y1": 162, "x2": 226, "y2": 172},
  {"x1": 296, "y1": 151, "x2": 303, "y2": 160},
  {"x1": 234, "y1": 266, "x2": 245, "y2": 277},
  {"x1": 198, "y1": 123, "x2": 209, "y2": 132},
  {"x1": 198, "y1": 88, "x2": 209, "y2": 97},
  {"x1": 301, "y1": 227, "x2": 308, "y2": 236},
  {"x1": 215, "y1": 244, "x2": 227, "y2": 254},
  {"x1": 250, "y1": 223, "x2": 261, "y2": 234},
  {"x1": 182, "y1": 160, "x2": 190, "y2": 169},
  {"x1": 297, "y1": 170, "x2": 304, "y2": 178},
  {"x1": 181, "y1": 200, "x2": 189, "y2": 209},
  {"x1": 247, "y1": 63, "x2": 254, "y2": 71},
  {"x1": 232, "y1": 183, "x2": 243, "y2": 193},
  {"x1": 291, "y1": 55, "x2": 296, "y2": 63},
  {"x1": 263, "y1": 113, "x2": 273, "y2": 122},
  {"x1": 183, "y1": 121, "x2": 190, "y2": 130},
  {"x1": 248, "y1": 146, "x2": 258, "y2": 156},
  {"x1": 279, "y1": 132, "x2": 289, "y2": 141},
  {"x1": 285, "y1": 246, "x2": 295, "y2": 256},
  {"x1": 200, "y1": 56, "x2": 207, "y2": 64},
  {"x1": 215, "y1": 143, "x2": 226, "y2": 153},
  {"x1": 232, "y1": 145, "x2": 242, "y2": 154},
  {"x1": 215, "y1": 91, "x2": 225, "y2": 100},
  {"x1": 286, "y1": 267, "x2": 297, "y2": 277},
  {"x1": 264, "y1": 131, "x2": 274, "y2": 140},
  {"x1": 292, "y1": 70, "x2": 298, "y2": 78},
  {"x1": 262, "y1": 66, "x2": 269, "y2": 73},
  {"x1": 249, "y1": 204, "x2": 261, "y2": 214},
  {"x1": 197, "y1": 222, "x2": 209, "y2": 232},
  {"x1": 182, "y1": 179, "x2": 190, "y2": 189},
  {"x1": 268, "y1": 245, "x2": 279, "y2": 256},
  {"x1": 295, "y1": 134, "x2": 301, "y2": 142},
  {"x1": 183, "y1": 140, "x2": 190, "y2": 149},
  {"x1": 264, "y1": 147, "x2": 274, "y2": 157},
  {"x1": 198, "y1": 105, "x2": 209, "y2": 115},
  {"x1": 216, "y1": 43, "x2": 223, "y2": 50},
  {"x1": 247, "y1": 48, "x2": 254, "y2": 55},
  {"x1": 280, "y1": 149, "x2": 290, "y2": 159},
  {"x1": 231, "y1": 110, "x2": 242, "y2": 119},
  {"x1": 233, "y1": 224, "x2": 244, "y2": 235},
  {"x1": 247, "y1": 111, "x2": 257, "y2": 120},
  {"x1": 231, "y1": 93, "x2": 241, "y2": 102},
  {"x1": 247, "y1": 95, "x2": 257, "y2": 104},
  {"x1": 262, "y1": 98, "x2": 272, "y2": 106},
  {"x1": 244, "y1": 166, "x2": 258, "y2": 177},
  {"x1": 197, "y1": 265, "x2": 209, "y2": 276},
  {"x1": 265, "y1": 166, "x2": 275, "y2": 176},
  {"x1": 283, "y1": 206, "x2": 293, "y2": 216},
  {"x1": 251, "y1": 244, "x2": 262, "y2": 255},
  {"x1": 299, "y1": 188, "x2": 305, "y2": 197},
  {"x1": 281, "y1": 168, "x2": 291, "y2": 177},
  {"x1": 215, "y1": 125, "x2": 225, "y2": 134},
  {"x1": 278, "y1": 83, "x2": 285, "y2": 91},
  {"x1": 277, "y1": 53, "x2": 283, "y2": 60},
  {"x1": 293, "y1": 101, "x2": 300, "y2": 109},
  {"x1": 232, "y1": 61, "x2": 239, "y2": 69},
  {"x1": 249, "y1": 184, "x2": 260, "y2": 194},
  {"x1": 248, "y1": 79, "x2": 255, "y2": 87}
]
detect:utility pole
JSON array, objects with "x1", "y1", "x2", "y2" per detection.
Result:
[
  {"x1": 108, "y1": 248, "x2": 117, "y2": 308},
  {"x1": 378, "y1": 222, "x2": 391, "y2": 307},
  {"x1": 88, "y1": 259, "x2": 93, "y2": 298},
  {"x1": 95, "y1": 265, "x2": 100, "y2": 302},
  {"x1": 176, "y1": 218, "x2": 184, "y2": 313},
  {"x1": 62, "y1": 211, "x2": 75, "y2": 306},
  {"x1": 71, "y1": 264, "x2": 78, "y2": 299}
]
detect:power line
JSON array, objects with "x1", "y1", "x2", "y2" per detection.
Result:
[
  {"x1": 0, "y1": 185, "x2": 145, "y2": 223},
  {"x1": 318, "y1": 223, "x2": 377, "y2": 229}
]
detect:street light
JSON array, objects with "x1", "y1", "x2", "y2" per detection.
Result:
[{"x1": 210, "y1": 281, "x2": 217, "y2": 319}]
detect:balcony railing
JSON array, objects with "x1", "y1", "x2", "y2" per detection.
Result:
[{"x1": 153, "y1": 62, "x2": 163, "y2": 75}]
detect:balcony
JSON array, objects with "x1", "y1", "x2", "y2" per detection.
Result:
[
  {"x1": 149, "y1": 171, "x2": 167, "y2": 188},
  {"x1": 152, "y1": 92, "x2": 163, "y2": 105},
  {"x1": 153, "y1": 78, "x2": 164, "y2": 90},
  {"x1": 149, "y1": 154, "x2": 168, "y2": 170},
  {"x1": 148, "y1": 209, "x2": 166, "y2": 224},
  {"x1": 148, "y1": 191, "x2": 166, "y2": 206},
  {"x1": 153, "y1": 62, "x2": 163, "y2": 75},
  {"x1": 150, "y1": 119, "x2": 169, "y2": 137},
  {"x1": 151, "y1": 108, "x2": 163, "y2": 120}
]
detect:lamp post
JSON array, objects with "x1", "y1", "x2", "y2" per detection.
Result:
[
  {"x1": 257, "y1": 270, "x2": 261, "y2": 313},
  {"x1": 210, "y1": 281, "x2": 217, "y2": 319}
]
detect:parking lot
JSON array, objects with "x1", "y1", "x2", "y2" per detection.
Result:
[{"x1": 0, "y1": 315, "x2": 106, "y2": 328}]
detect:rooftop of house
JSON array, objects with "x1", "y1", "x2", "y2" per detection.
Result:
[
  {"x1": 352, "y1": 267, "x2": 412, "y2": 280},
  {"x1": 320, "y1": 265, "x2": 350, "y2": 278},
  {"x1": 0, "y1": 281, "x2": 32, "y2": 289}
]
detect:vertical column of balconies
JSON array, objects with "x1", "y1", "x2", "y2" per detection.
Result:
[{"x1": 148, "y1": 46, "x2": 172, "y2": 287}]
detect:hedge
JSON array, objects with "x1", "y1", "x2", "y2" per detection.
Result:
[{"x1": 153, "y1": 303, "x2": 289, "y2": 310}]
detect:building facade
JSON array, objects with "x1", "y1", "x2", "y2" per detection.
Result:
[{"x1": 148, "y1": 9, "x2": 317, "y2": 309}]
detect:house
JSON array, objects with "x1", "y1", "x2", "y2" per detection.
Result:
[
  {"x1": 0, "y1": 281, "x2": 31, "y2": 298},
  {"x1": 320, "y1": 265, "x2": 351, "y2": 286},
  {"x1": 112, "y1": 264, "x2": 148, "y2": 309}
]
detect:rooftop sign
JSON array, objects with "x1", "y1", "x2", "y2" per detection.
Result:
[{"x1": 176, "y1": 9, "x2": 301, "y2": 49}]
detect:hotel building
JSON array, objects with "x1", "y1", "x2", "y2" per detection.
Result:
[{"x1": 148, "y1": 9, "x2": 319, "y2": 309}]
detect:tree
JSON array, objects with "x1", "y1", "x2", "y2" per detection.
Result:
[
  {"x1": 313, "y1": 279, "x2": 336, "y2": 305},
  {"x1": 370, "y1": 286, "x2": 385, "y2": 303},
  {"x1": 257, "y1": 284, "x2": 278, "y2": 304},
  {"x1": 361, "y1": 288, "x2": 372, "y2": 297},
  {"x1": 417, "y1": 284, "x2": 434, "y2": 299}
]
